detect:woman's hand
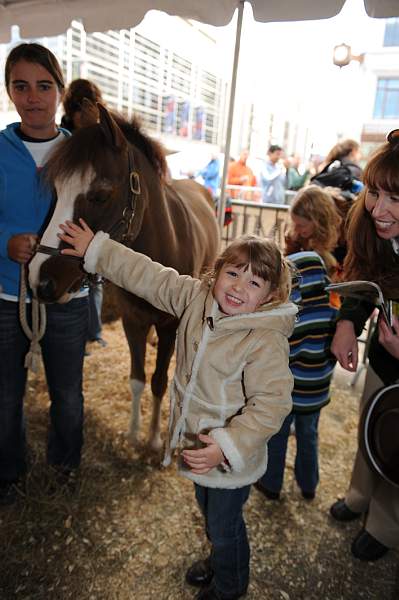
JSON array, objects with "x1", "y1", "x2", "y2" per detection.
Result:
[
  {"x1": 182, "y1": 434, "x2": 224, "y2": 474},
  {"x1": 7, "y1": 233, "x2": 38, "y2": 264},
  {"x1": 58, "y1": 218, "x2": 94, "y2": 258},
  {"x1": 331, "y1": 319, "x2": 358, "y2": 371},
  {"x1": 378, "y1": 315, "x2": 399, "y2": 359}
]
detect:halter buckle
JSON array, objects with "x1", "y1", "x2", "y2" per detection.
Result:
[{"x1": 130, "y1": 171, "x2": 141, "y2": 195}]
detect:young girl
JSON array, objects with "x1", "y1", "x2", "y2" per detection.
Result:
[
  {"x1": 256, "y1": 185, "x2": 340, "y2": 501},
  {"x1": 59, "y1": 224, "x2": 297, "y2": 600}
]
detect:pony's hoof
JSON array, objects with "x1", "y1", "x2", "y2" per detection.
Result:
[
  {"x1": 148, "y1": 436, "x2": 163, "y2": 452},
  {"x1": 126, "y1": 430, "x2": 140, "y2": 447}
]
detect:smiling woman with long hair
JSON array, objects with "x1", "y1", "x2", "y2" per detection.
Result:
[{"x1": 329, "y1": 132, "x2": 399, "y2": 562}]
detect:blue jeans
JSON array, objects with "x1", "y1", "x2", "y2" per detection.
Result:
[
  {"x1": 0, "y1": 298, "x2": 88, "y2": 482},
  {"x1": 259, "y1": 410, "x2": 321, "y2": 494},
  {"x1": 194, "y1": 484, "x2": 250, "y2": 598}
]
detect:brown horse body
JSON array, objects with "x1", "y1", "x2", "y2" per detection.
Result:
[{"x1": 29, "y1": 104, "x2": 220, "y2": 449}]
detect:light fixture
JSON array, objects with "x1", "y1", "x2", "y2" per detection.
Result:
[{"x1": 333, "y1": 43, "x2": 364, "y2": 68}]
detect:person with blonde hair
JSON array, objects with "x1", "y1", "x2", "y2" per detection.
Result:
[
  {"x1": 255, "y1": 184, "x2": 340, "y2": 502},
  {"x1": 329, "y1": 131, "x2": 399, "y2": 561},
  {"x1": 284, "y1": 184, "x2": 342, "y2": 276}
]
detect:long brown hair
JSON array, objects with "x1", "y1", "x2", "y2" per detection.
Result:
[
  {"x1": 344, "y1": 141, "x2": 399, "y2": 296},
  {"x1": 286, "y1": 185, "x2": 342, "y2": 275},
  {"x1": 325, "y1": 139, "x2": 359, "y2": 164}
]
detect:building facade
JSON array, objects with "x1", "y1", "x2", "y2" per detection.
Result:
[
  {"x1": 360, "y1": 17, "x2": 399, "y2": 156},
  {"x1": 0, "y1": 13, "x2": 229, "y2": 155}
]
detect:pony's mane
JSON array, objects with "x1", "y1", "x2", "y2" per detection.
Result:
[
  {"x1": 46, "y1": 111, "x2": 167, "y2": 186},
  {"x1": 115, "y1": 113, "x2": 168, "y2": 180}
]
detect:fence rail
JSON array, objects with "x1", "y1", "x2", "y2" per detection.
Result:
[{"x1": 220, "y1": 186, "x2": 295, "y2": 249}]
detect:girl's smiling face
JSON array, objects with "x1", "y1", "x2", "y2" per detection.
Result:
[
  {"x1": 365, "y1": 186, "x2": 399, "y2": 240},
  {"x1": 213, "y1": 263, "x2": 273, "y2": 316}
]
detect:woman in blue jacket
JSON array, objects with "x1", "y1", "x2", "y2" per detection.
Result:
[{"x1": 0, "y1": 43, "x2": 88, "y2": 505}]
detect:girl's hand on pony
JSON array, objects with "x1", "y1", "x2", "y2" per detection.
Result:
[
  {"x1": 182, "y1": 434, "x2": 224, "y2": 474},
  {"x1": 59, "y1": 218, "x2": 94, "y2": 257},
  {"x1": 378, "y1": 315, "x2": 399, "y2": 359}
]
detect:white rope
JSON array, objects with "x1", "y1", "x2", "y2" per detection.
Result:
[{"x1": 18, "y1": 264, "x2": 46, "y2": 373}]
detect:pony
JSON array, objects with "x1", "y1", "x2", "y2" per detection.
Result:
[{"x1": 29, "y1": 102, "x2": 220, "y2": 450}]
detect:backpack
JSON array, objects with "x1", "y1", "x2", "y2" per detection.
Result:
[{"x1": 310, "y1": 160, "x2": 354, "y2": 191}]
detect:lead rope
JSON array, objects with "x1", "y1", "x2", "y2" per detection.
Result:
[{"x1": 18, "y1": 264, "x2": 46, "y2": 373}]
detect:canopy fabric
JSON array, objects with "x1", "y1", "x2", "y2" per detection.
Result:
[{"x1": 0, "y1": 0, "x2": 398, "y2": 42}]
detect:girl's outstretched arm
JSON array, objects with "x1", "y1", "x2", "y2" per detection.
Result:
[{"x1": 58, "y1": 218, "x2": 94, "y2": 257}]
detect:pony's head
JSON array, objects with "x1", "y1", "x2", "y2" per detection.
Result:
[{"x1": 29, "y1": 101, "x2": 144, "y2": 303}]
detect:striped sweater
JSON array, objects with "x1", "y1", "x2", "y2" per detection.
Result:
[{"x1": 288, "y1": 251, "x2": 338, "y2": 413}]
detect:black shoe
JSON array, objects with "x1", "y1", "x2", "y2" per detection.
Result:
[
  {"x1": 330, "y1": 499, "x2": 361, "y2": 522},
  {"x1": 302, "y1": 490, "x2": 316, "y2": 500},
  {"x1": 0, "y1": 480, "x2": 18, "y2": 506},
  {"x1": 186, "y1": 558, "x2": 213, "y2": 587},
  {"x1": 195, "y1": 583, "x2": 246, "y2": 600},
  {"x1": 88, "y1": 337, "x2": 107, "y2": 348},
  {"x1": 351, "y1": 529, "x2": 389, "y2": 561},
  {"x1": 254, "y1": 481, "x2": 280, "y2": 500}
]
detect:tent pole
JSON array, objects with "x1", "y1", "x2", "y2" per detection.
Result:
[{"x1": 217, "y1": 0, "x2": 245, "y2": 231}]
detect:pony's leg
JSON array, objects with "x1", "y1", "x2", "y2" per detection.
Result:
[
  {"x1": 122, "y1": 315, "x2": 149, "y2": 446},
  {"x1": 148, "y1": 322, "x2": 177, "y2": 451}
]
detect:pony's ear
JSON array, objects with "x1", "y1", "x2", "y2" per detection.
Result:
[
  {"x1": 98, "y1": 103, "x2": 126, "y2": 150},
  {"x1": 80, "y1": 98, "x2": 100, "y2": 127}
]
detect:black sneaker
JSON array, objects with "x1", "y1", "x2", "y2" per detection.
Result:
[
  {"x1": 186, "y1": 557, "x2": 213, "y2": 587},
  {"x1": 0, "y1": 480, "x2": 18, "y2": 506},
  {"x1": 254, "y1": 481, "x2": 280, "y2": 500},
  {"x1": 330, "y1": 499, "x2": 361, "y2": 522},
  {"x1": 351, "y1": 529, "x2": 389, "y2": 561},
  {"x1": 302, "y1": 489, "x2": 316, "y2": 501}
]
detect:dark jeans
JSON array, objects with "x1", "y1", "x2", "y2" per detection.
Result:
[
  {"x1": 259, "y1": 410, "x2": 321, "y2": 494},
  {"x1": 194, "y1": 483, "x2": 250, "y2": 598},
  {"x1": 0, "y1": 297, "x2": 88, "y2": 482}
]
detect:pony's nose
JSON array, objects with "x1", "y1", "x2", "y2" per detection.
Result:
[{"x1": 37, "y1": 278, "x2": 56, "y2": 303}]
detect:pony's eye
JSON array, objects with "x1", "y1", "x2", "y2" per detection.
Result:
[{"x1": 87, "y1": 190, "x2": 107, "y2": 203}]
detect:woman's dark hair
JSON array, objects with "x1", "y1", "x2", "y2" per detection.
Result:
[
  {"x1": 325, "y1": 139, "x2": 360, "y2": 164},
  {"x1": 344, "y1": 141, "x2": 399, "y2": 296},
  {"x1": 5, "y1": 43, "x2": 65, "y2": 93},
  {"x1": 62, "y1": 78, "x2": 103, "y2": 119}
]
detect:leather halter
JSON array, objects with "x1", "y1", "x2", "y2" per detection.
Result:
[{"x1": 36, "y1": 146, "x2": 141, "y2": 259}]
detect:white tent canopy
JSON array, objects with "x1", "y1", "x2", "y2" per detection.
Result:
[
  {"x1": 1, "y1": 0, "x2": 398, "y2": 227},
  {"x1": 0, "y1": 0, "x2": 397, "y2": 43}
]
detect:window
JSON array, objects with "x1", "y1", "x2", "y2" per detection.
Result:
[
  {"x1": 374, "y1": 78, "x2": 399, "y2": 119},
  {"x1": 384, "y1": 18, "x2": 399, "y2": 47}
]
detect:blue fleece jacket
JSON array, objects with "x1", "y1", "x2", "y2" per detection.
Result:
[{"x1": 0, "y1": 123, "x2": 61, "y2": 297}]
